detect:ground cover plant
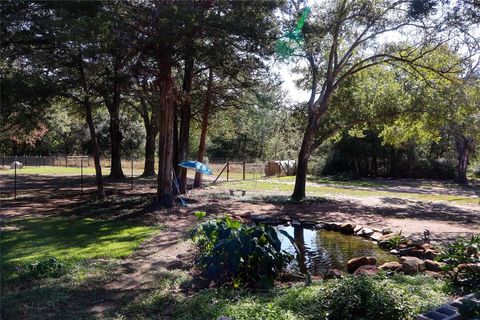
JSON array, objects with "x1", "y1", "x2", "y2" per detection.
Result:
[{"x1": 120, "y1": 274, "x2": 449, "y2": 320}]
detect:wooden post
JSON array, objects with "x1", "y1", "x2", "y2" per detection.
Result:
[
  {"x1": 226, "y1": 160, "x2": 230, "y2": 182},
  {"x1": 242, "y1": 161, "x2": 246, "y2": 180}
]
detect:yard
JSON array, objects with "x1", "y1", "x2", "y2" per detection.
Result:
[{"x1": 1, "y1": 173, "x2": 479, "y2": 319}]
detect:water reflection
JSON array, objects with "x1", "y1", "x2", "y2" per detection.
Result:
[{"x1": 278, "y1": 225, "x2": 397, "y2": 275}]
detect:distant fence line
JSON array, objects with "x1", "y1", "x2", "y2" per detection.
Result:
[{"x1": 0, "y1": 155, "x2": 282, "y2": 200}]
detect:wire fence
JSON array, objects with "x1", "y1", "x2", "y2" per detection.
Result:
[{"x1": 0, "y1": 155, "x2": 276, "y2": 200}]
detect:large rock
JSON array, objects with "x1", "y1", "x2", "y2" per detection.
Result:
[
  {"x1": 325, "y1": 268, "x2": 344, "y2": 279},
  {"x1": 347, "y1": 256, "x2": 377, "y2": 273},
  {"x1": 379, "y1": 261, "x2": 402, "y2": 272},
  {"x1": 382, "y1": 228, "x2": 393, "y2": 235},
  {"x1": 424, "y1": 259, "x2": 445, "y2": 272},
  {"x1": 340, "y1": 223, "x2": 355, "y2": 235},
  {"x1": 399, "y1": 247, "x2": 424, "y2": 258},
  {"x1": 370, "y1": 232, "x2": 383, "y2": 242},
  {"x1": 400, "y1": 256, "x2": 425, "y2": 275},
  {"x1": 353, "y1": 265, "x2": 379, "y2": 276},
  {"x1": 360, "y1": 228, "x2": 374, "y2": 237},
  {"x1": 354, "y1": 225, "x2": 363, "y2": 234},
  {"x1": 378, "y1": 240, "x2": 393, "y2": 250},
  {"x1": 423, "y1": 249, "x2": 439, "y2": 260},
  {"x1": 324, "y1": 222, "x2": 340, "y2": 231}
]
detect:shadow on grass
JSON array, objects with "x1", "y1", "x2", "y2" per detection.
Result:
[{"x1": 1, "y1": 214, "x2": 157, "y2": 274}]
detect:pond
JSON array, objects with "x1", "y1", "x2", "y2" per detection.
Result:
[{"x1": 276, "y1": 225, "x2": 398, "y2": 276}]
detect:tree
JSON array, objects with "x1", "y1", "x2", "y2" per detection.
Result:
[{"x1": 284, "y1": 0, "x2": 475, "y2": 200}]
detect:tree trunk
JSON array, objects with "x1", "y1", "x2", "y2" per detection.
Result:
[
  {"x1": 142, "y1": 116, "x2": 157, "y2": 176},
  {"x1": 291, "y1": 123, "x2": 315, "y2": 201},
  {"x1": 177, "y1": 57, "x2": 194, "y2": 194},
  {"x1": 455, "y1": 135, "x2": 472, "y2": 185},
  {"x1": 107, "y1": 106, "x2": 125, "y2": 179},
  {"x1": 194, "y1": 68, "x2": 213, "y2": 188},
  {"x1": 84, "y1": 99, "x2": 105, "y2": 200},
  {"x1": 156, "y1": 61, "x2": 175, "y2": 207}
]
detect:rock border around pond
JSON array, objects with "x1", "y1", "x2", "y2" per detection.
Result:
[{"x1": 304, "y1": 219, "x2": 443, "y2": 276}]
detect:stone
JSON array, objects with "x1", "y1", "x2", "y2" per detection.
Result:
[
  {"x1": 340, "y1": 223, "x2": 355, "y2": 235},
  {"x1": 360, "y1": 228, "x2": 374, "y2": 237},
  {"x1": 406, "y1": 238, "x2": 425, "y2": 248},
  {"x1": 354, "y1": 225, "x2": 363, "y2": 234},
  {"x1": 378, "y1": 240, "x2": 393, "y2": 250},
  {"x1": 291, "y1": 218, "x2": 301, "y2": 226},
  {"x1": 457, "y1": 262, "x2": 480, "y2": 272},
  {"x1": 390, "y1": 249, "x2": 399, "y2": 255},
  {"x1": 379, "y1": 261, "x2": 402, "y2": 272},
  {"x1": 370, "y1": 232, "x2": 383, "y2": 242},
  {"x1": 324, "y1": 222, "x2": 335, "y2": 230},
  {"x1": 347, "y1": 256, "x2": 377, "y2": 273},
  {"x1": 315, "y1": 223, "x2": 325, "y2": 230},
  {"x1": 423, "y1": 270, "x2": 442, "y2": 279},
  {"x1": 381, "y1": 228, "x2": 393, "y2": 235},
  {"x1": 353, "y1": 265, "x2": 379, "y2": 276},
  {"x1": 10, "y1": 161, "x2": 23, "y2": 169},
  {"x1": 399, "y1": 247, "x2": 424, "y2": 258},
  {"x1": 424, "y1": 259, "x2": 445, "y2": 272},
  {"x1": 325, "y1": 268, "x2": 344, "y2": 279},
  {"x1": 423, "y1": 249, "x2": 439, "y2": 260},
  {"x1": 400, "y1": 256, "x2": 425, "y2": 275}
]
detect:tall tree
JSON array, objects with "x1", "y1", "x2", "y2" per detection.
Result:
[{"x1": 283, "y1": 0, "x2": 475, "y2": 200}]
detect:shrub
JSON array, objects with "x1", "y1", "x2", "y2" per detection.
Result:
[
  {"x1": 23, "y1": 257, "x2": 64, "y2": 279},
  {"x1": 437, "y1": 235, "x2": 480, "y2": 292},
  {"x1": 191, "y1": 216, "x2": 293, "y2": 288},
  {"x1": 458, "y1": 293, "x2": 480, "y2": 319},
  {"x1": 320, "y1": 276, "x2": 414, "y2": 320}
]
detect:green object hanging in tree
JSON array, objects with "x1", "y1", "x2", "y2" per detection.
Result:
[{"x1": 276, "y1": 7, "x2": 311, "y2": 59}]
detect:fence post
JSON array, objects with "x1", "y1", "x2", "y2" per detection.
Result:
[
  {"x1": 2, "y1": 155, "x2": 4, "y2": 168},
  {"x1": 14, "y1": 157, "x2": 17, "y2": 200},
  {"x1": 24, "y1": 155, "x2": 27, "y2": 167},
  {"x1": 65, "y1": 156, "x2": 68, "y2": 168},
  {"x1": 81, "y1": 157, "x2": 83, "y2": 197},
  {"x1": 226, "y1": 160, "x2": 230, "y2": 182},
  {"x1": 131, "y1": 158, "x2": 134, "y2": 189},
  {"x1": 44, "y1": 156, "x2": 46, "y2": 166},
  {"x1": 242, "y1": 161, "x2": 246, "y2": 180}
]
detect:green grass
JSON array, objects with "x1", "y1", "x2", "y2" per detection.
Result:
[
  {"x1": 214, "y1": 179, "x2": 480, "y2": 205},
  {"x1": 1, "y1": 215, "x2": 158, "y2": 274},
  {"x1": 120, "y1": 274, "x2": 449, "y2": 320}
]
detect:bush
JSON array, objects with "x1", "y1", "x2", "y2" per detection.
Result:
[
  {"x1": 320, "y1": 276, "x2": 414, "y2": 320},
  {"x1": 22, "y1": 257, "x2": 64, "y2": 279},
  {"x1": 191, "y1": 216, "x2": 293, "y2": 288},
  {"x1": 437, "y1": 235, "x2": 480, "y2": 292}
]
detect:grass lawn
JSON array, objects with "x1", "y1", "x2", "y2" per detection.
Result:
[
  {"x1": 1, "y1": 215, "x2": 158, "y2": 276},
  {"x1": 216, "y1": 179, "x2": 480, "y2": 205},
  {"x1": 1, "y1": 198, "x2": 159, "y2": 319}
]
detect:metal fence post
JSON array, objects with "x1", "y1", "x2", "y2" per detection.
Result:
[
  {"x1": 14, "y1": 158, "x2": 17, "y2": 200},
  {"x1": 44, "y1": 156, "x2": 46, "y2": 166},
  {"x1": 24, "y1": 155, "x2": 27, "y2": 167},
  {"x1": 131, "y1": 158, "x2": 134, "y2": 189},
  {"x1": 65, "y1": 156, "x2": 68, "y2": 168},
  {"x1": 2, "y1": 155, "x2": 4, "y2": 168},
  {"x1": 81, "y1": 157, "x2": 83, "y2": 197},
  {"x1": 242, "y1": 161, "x2": 246, "y2": 180}
]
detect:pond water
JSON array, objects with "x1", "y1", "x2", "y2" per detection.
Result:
[{"x1": 276, "y1": 225, "x2": 398, "y2": 276}]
